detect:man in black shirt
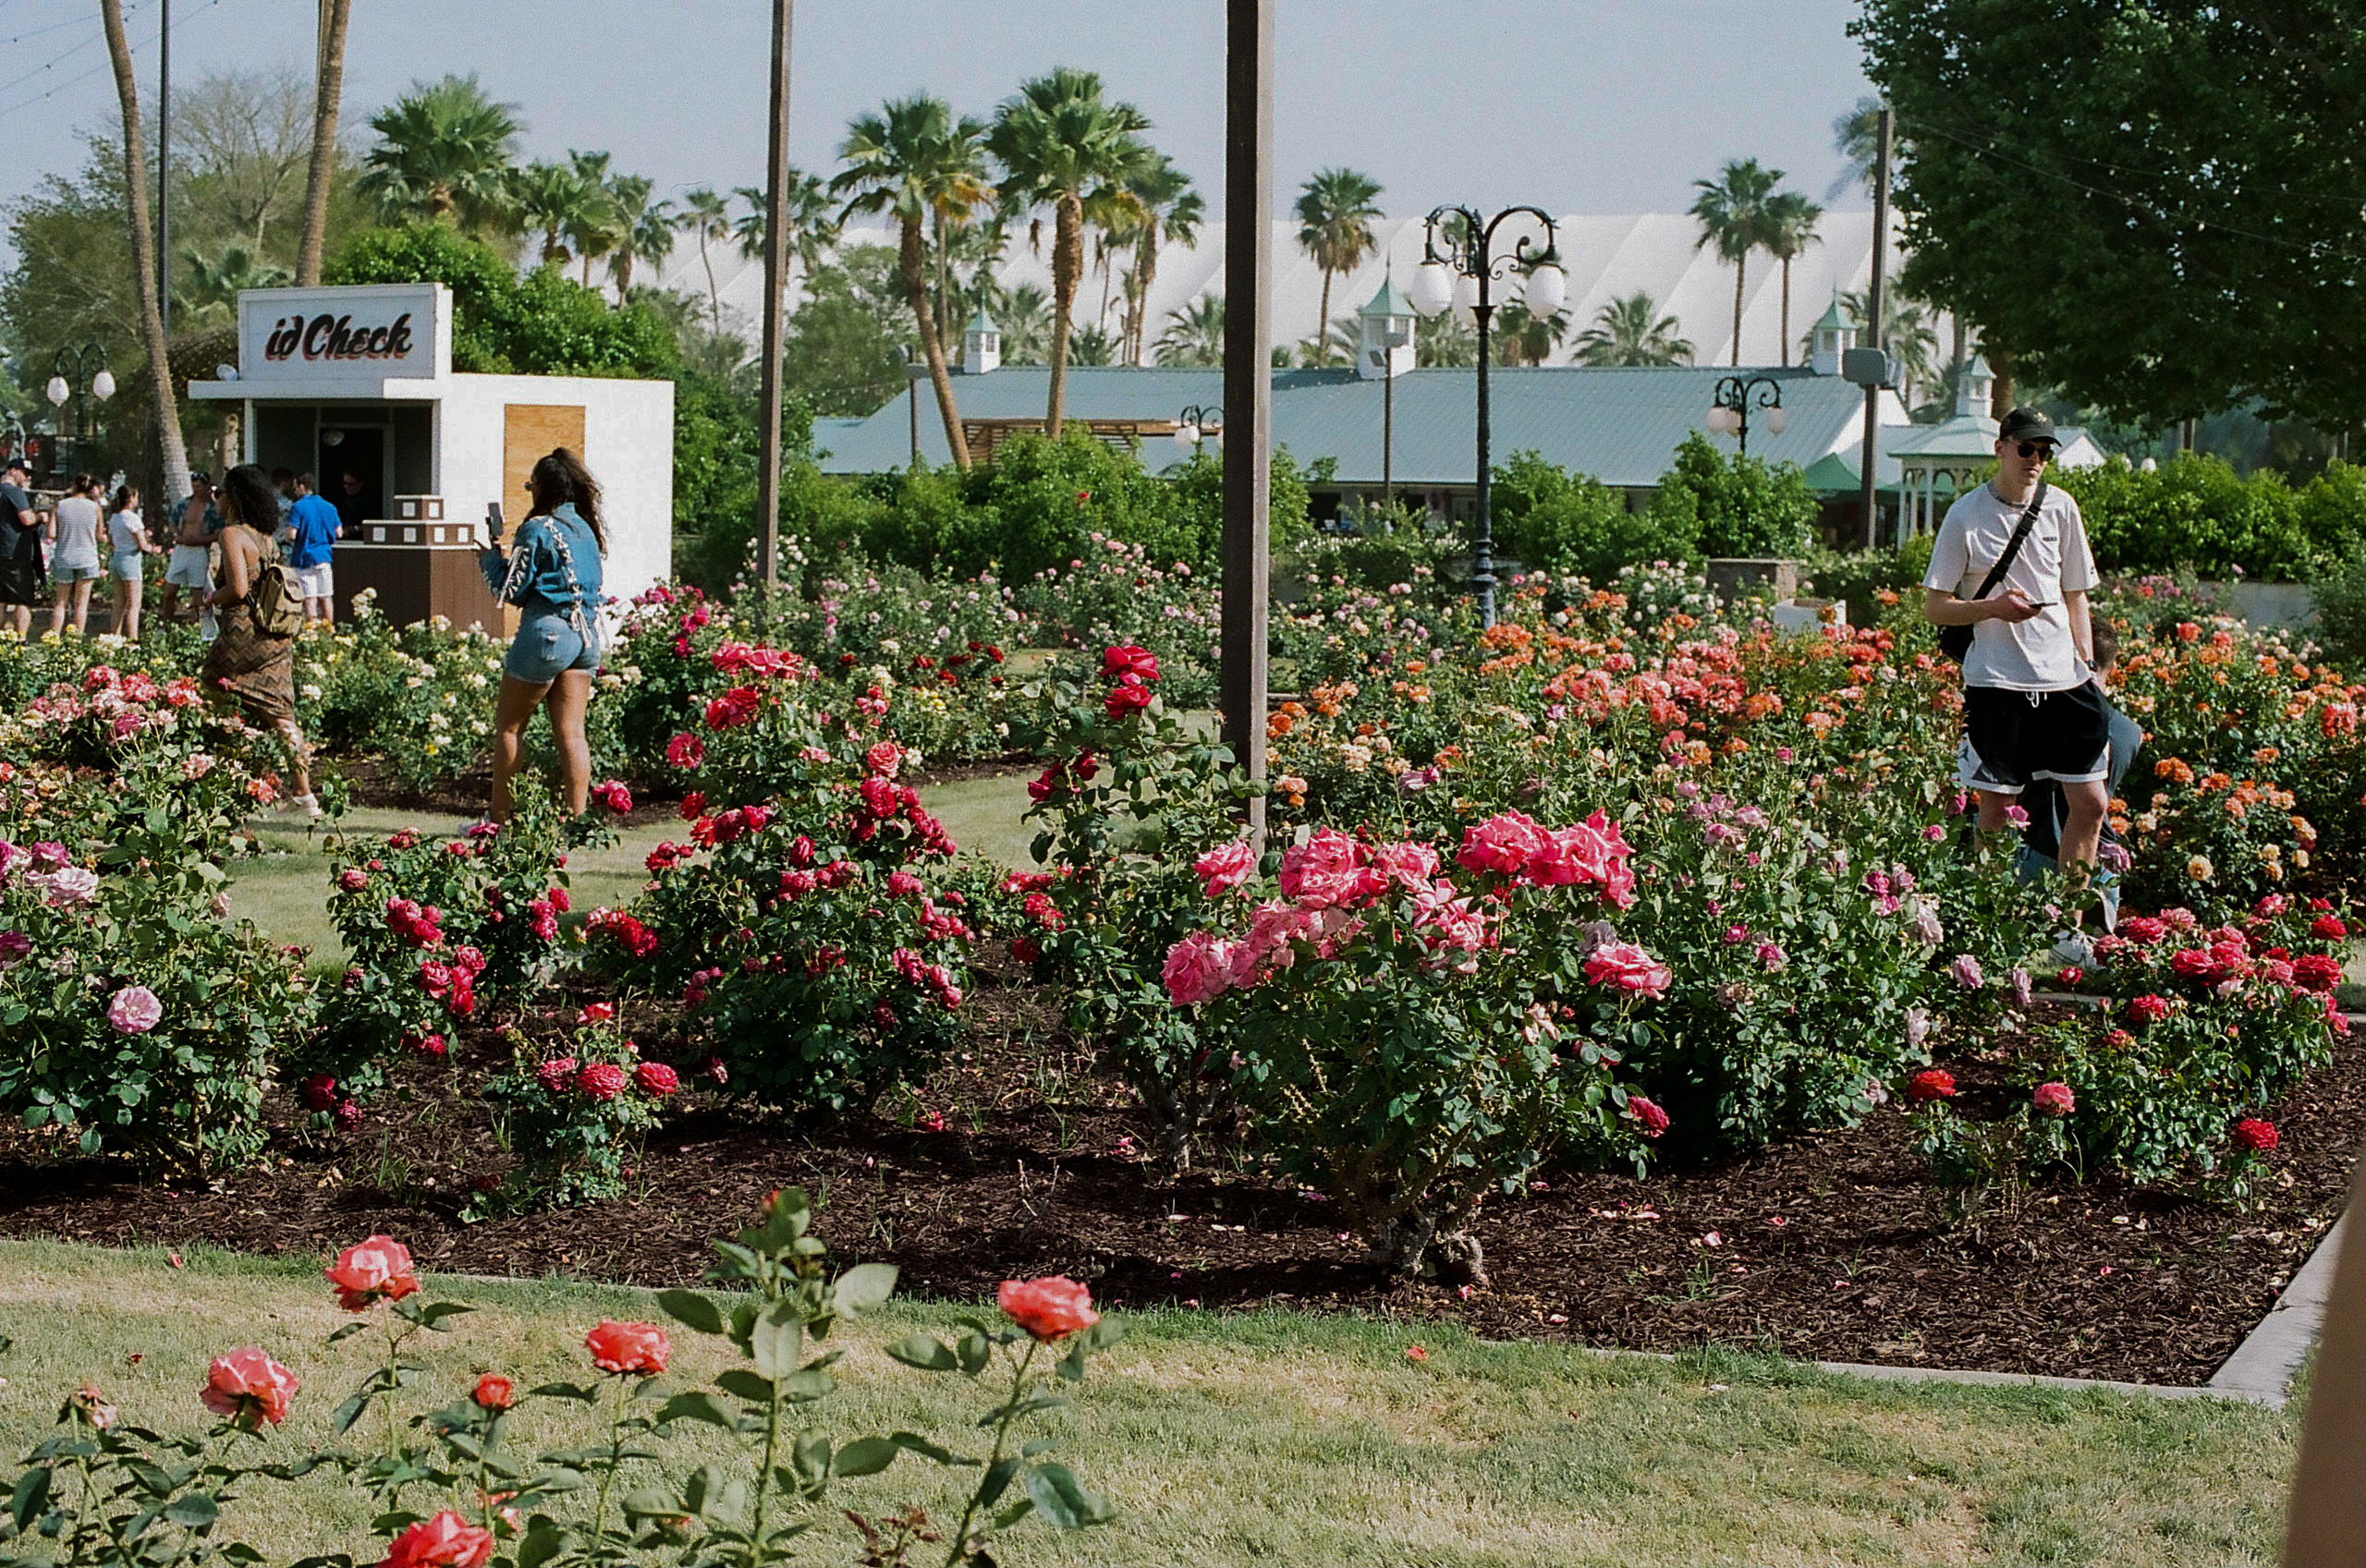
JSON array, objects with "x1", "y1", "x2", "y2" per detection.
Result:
[{"x1": 0, "y1": 456, "x2": 46, "y2": 638}]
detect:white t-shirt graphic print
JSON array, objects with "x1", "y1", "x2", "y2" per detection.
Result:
[{"x1": 1923, "y1": 482, "x2": 2098, "y2": 691}]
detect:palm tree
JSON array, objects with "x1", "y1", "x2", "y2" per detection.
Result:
[
  {"x1": 1067, "y1": 325, "x2": 1116, "y2": 367},
  {"x1": 1153, "y1": 294, "x2": 1223, "y2": 367},
  {"x1": 1762, "y1": 190, "x2": 1823, "y2": 367},
  {"x1": 564, "y1": 152, "x2": 622, "y2": 289},
  {"x1": 1294, "y1": 167, "x2": 1384, "y2": 365},
  {"x1": 513, "y1": 161, "x2": 592, "y2": 268},
  {"x1": 1689, "y1": 157, "x2": 1780, "y2": 366},
  {"x1": 1494, "y1": 289, "x2": 1571, "y2": 367},
  {"x1": 1828, "y1": 96, "x2": 1906, "y2": 201},
  {"x1": 677, "y1": 187, "x2": 732, "y2": 328},
  {"x1": 987, "y1": 281, "x2": 1055, "y2": 364},
  {"x1": 1573, "y1": 292, "x2": 1694, "y2": 366},
  {"x1": 175, "y1": 243, "x2": 292, "y2": 326},
  {"x1": 606, "y1": 176, "x2": 673, "y2": 300},
  {"x1": 98, "y1": 0, "x2": 189, "y2": 504},
  {"x1": 356, "y1": 74, "x2": 521, "y2": 230},
  {"x1": 1122, "y1": 154, "x2": 1201, "y2": 363},
  {"x1": 295, "y1": 0, "x2": 351, "y2": 285},
  {"x1": 1416, "y1": 310, "x2": 1478, "y2": 369},
  {"x1": 835, "y1": 93, "x2": 994, "y2": 468},
  {"x1": 731, "y1": 175, "x2": 838, "y2": 337},
  {"x1": 987, "y1": 67, "x2": 1153, "y2": 437}
]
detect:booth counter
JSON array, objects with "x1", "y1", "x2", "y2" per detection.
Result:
[{"x1": 189, "y1": 283, "x2": 674, "y2": 633}]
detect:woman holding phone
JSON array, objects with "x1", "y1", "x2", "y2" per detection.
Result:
[{"x1": 478, "y1": 447, "x2": 606, "y2": 820}]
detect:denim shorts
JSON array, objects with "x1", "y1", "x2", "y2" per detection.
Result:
[
  {"x1": 110, "y1": 551, "x2": 144, "y2": 582},
  {"x1": 505, "y1": 604, "x2": 602, "y2": 683},
  {"x1": 52, "y1": 561, "x2": 101, "y2": 584}
]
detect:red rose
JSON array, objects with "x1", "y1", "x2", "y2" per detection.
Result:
[
  {"x1": 535, "y1": 1056, "x2": 579, "y2": 1093},
  {"x1": 590, "y1": 779, "x2": 633, "y2": 815},
  {"x1": 1908, "y1": 1069, "x2": 1957, "y2": 1102},
  {"x1": 200, "y1": 1347, "x2": 299, "y2": 1429},
  {"x1": 2126, "y1": 993, "x2": 2175, "y2": 1026},
  {"x1": 665, "y1": 733, "x2": 705, "y2": 770},
  {"x1": 2292, "y1": 954, "x2": 2343, "y2": 994},
  {"x1": 584, "y1": 1319, "x2": 670, "y2": 1375},
  {"x1": 2231, "y1": 1117, "x2": 2279, "y2": 1153},
  {"x1": 633, "y1": 1062, "x2": 679, "y2": 1097},
  {"x1": 1104, "y1": 675, "x2": 1154, "y2": 720},
  {"x1": 470, "y1": 1374, "x2": 515, "y2": 1411},
  {"x1": 1626, "y1": 1093, "x2": 1670, "y2": 1138},
  {"x1": 678, "y1": 792, "x2": 707, "y2": 821},
  {"x1": 997, "y1": 1276, "x2": 1100, "y2": 1343},
  {"x1": 325, "y1": 1234, "x2": 422, "y2": 1311},
  {"x1": 2311, "y1": 914, "x2": 2348, "y2": 942},
  {"x1": 703, "y1": 687, "x2": 762, "y2": 731},
  {"x1": 300, "y1": 1074, "x2": 339, "y2": 1112},
  {"x1": 1102, "y1": 645, "x2": 1159, "y2": 683},
  {"x1": 380, "y1": 1510, "x2": 495, "y2": 1568},
  {"x1": 577, "y1": 1063, "x2": 628, "y2": 1101}
]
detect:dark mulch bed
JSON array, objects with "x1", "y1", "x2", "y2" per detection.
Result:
[{"x1": 0, "y1": 982, "x2": 2353, "y2": 1388}]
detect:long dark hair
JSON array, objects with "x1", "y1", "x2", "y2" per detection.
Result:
[
  {"x1": 528, "y1": 447, "x2": 605, "y2": 553},
  {"x1": 108, "y1": 485, "x2": 138, "y2": 514},
  {"x1": 217, "y1": 464, "x2": 281, "y2": 534}
]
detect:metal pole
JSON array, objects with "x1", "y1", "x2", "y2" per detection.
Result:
[
  {"x1": 753, "y1": 0, "x2": 794, "y2": 589},
  {"x1": 157, "y1": 0, "x2": 170, "y2": 330},
  {"x1": 1859, "y1": 104, "x2": 1893, "y2": 550},
  {"x1": 1222, "y1": 0, "x2": 1271, "y2": 841},
  {"x1": 909, "y1": 378, "x2": 919, "y2": 466},
  {"x1": 1472, "y1": 296, "x2": 1495, "y2": 628},
  {"x1": 1382, "y1": 364, "x2": 1394, "y2": 510}
]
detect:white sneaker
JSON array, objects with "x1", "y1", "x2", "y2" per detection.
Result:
[
  {"x1": 287, "y1": 794, "x2": 323, "y2": 820},
  {"x1": 2052, "y1": 930, "x2": 2095, "y2": 965}
]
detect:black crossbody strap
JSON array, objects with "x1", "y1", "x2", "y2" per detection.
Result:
[{"x1": 1970, "y1": 480, "x2": 2047, "y2": 603}]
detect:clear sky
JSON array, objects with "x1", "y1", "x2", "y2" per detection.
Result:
[{"x1": 0, "y1": 0, "x2": 1874, "y2": 254}]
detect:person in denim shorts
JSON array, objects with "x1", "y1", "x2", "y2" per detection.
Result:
[{"x1": 478, "y1": 447, "x2": 607, "y2": 820}]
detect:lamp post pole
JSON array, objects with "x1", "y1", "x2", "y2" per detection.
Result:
[
  {"x1": 1409, "y1": 205, "x2": 1561, "y2": 629},
  {"x1": 49, "y1": 344, "x2": 115, "y2": 477},
  {"x1": 752, "y1": 0, "x2": 795, "y2": 590},
  {"x1": 1222, "y1": 0, "x2": 1271, "y2": 845},
  {"x1": 1708, "y1": 372, "x2": 1784, "y2": 547}
]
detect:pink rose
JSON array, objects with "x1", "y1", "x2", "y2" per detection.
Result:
[
  {"x1": 1192, "y1": 840, "x2": 1257, "y2": 897},
  {"x1": 1162, "y1": 932, "x2": 1238, "y2": 1006},
  {"x1": 200, "y1": 1347, "x2": 299, "y2": 1428},
  {"x1": 1626, "y1": 1093, "x2": 1670, "y2": 1137},
  {"x1": 325, "y1": 1234, "x2": 421, "y2": 1310},
  {"x1": 1277, "y1": 829, "x2": 1386, "y2": 909},
  {"x1": 1457, "y1": 811, "x2": 1550, "y2": 878},
  {"x1": 1951, "y1": 954, "x2": 1984, "y2": 990},
  {"x1": 106, "y1": 985, "x2": 163, "y2": 1036},
  {"x1": 382, "y1": 1511, "x2": 495, "y2": 1568},
  {"x1": 1584, "y1": 942, "x2": 1671, "y2": 1000},
  {"x1": 2031, "y1": 1081, "x2": 2076, "y2": 1117}
]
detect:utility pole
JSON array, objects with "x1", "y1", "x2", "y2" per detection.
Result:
[
  {"x1": 157, "y1": 0, "x2": 170, "y2": 330},
  {"x1": 753, "y1": 0, "x2": 794, "y2": 589},
  {"x1": 1858, "y1": 103, "x2": 1893, "y2": 550},
  {"x1": 1222, "y1": 0, "x2": 1271, "y2": 845}
]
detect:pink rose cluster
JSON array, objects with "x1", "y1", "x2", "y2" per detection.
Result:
[{"x1": 1455, "y1": 809, "x2": 1637, "y2": 907}]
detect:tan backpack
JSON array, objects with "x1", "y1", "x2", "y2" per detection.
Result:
[{"x1": 249, "y1": 536, "x2": 307, "y2": 638}]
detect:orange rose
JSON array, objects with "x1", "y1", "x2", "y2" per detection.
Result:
[
  {"x1": 325, "y1": 1234, "x2": 421, "y2": 1311},
  {"x1": 200, "y1": 1347, "x2": 299, "y2": 1429},
  {"x1": 997, "y1": 1276, "x2": 1100, "y2": 1343},
  {"x1": 380, "y1": 1510, "x2": 495, "y2": 1568},
  {"x1": 584, "y1": 1319, "x2": 670, "y2": 1375}
]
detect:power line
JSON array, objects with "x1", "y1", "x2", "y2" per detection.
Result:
[
  {"x1": 0, "y1": 0, "x2": 151, "y2": 96},
  {"x1": 0, "y1": 0, "x2": 227, "y2": 128}
]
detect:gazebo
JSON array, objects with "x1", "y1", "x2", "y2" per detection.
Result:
[{"x1": 1888, "y1": 355, "x2": 1998, "y2": 537}]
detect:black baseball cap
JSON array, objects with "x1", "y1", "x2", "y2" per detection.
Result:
[
  {"x1": 2, "y1": 456, "x2": 26, "y2": 474},
  {"x1": 1998, "y1": 407, "x2": 2059, "y2": 446}
]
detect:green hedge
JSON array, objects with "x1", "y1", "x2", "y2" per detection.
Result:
[{"x1": 2053, "y1": 455, "x2": 2366, "y2": 583}]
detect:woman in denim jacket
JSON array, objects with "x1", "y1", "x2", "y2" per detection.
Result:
[{"x1": 479, "y1": 448, "x2": 607, "y2": 820}]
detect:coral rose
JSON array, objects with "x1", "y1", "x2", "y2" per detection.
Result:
[
  {"x1": 584, "y1": 1319, "x2": 670, "y2": 1375},
  {"x1": 326, "y1": 1234, "x2": 421, "y2": 1311},
  {"x1": 200, "y1": 1348, "x2": 299, "y2": 1429},
  {"x1": 997, "y1": 1275, "x2": 1100, "y2": 1343},
  {"x1": 2031, "y1": 1081, "x2": 2076, "y2": 1117},
  {"x1": 381, "y1": 1510, "x2": 495, "y2": 1568},
  {"x1": 470, "y1": 1374, "x2": 515, "y2": 1411},
  {"x1": 1908, "y1": 1069, "x2": 1957, "y2": 1103}
]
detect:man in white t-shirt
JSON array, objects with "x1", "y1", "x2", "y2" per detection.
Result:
[{"x1": 1921, "y1": 407, "x2": 2110, "y2": 879}]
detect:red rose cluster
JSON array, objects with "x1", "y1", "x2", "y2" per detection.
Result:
[{"x1": 1103, "y1": 644, "x2": 1158, "y2": 721}]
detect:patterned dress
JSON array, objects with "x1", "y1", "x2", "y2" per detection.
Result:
[{"x1": 198, "y1": 526, "x2": 296, "y2": 728}]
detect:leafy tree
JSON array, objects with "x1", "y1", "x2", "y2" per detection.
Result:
[
  {"x1": 1294, "y1": 167, "x2": 1384, "y2": 366},
  {"x1": 1689, "y1": 158, "x2": 1780, "y2": 367},
  {"x1": 355, "y1": 74, "x2": 521, "y2": 232},
  {"x1": 1854, "y1": 1, "x2": 2366, "y2": 431},
  {"x1": 1573, "y1": 292, "x2": 1693, "y2": 367},
  {"x1": 172, "y1": 243, "x2": 290, "y2": 328},
  {"x1": 775, "y1": 248, "x2": 913, "y2": 418},
  {"x1": 834, "y1": 93, "x2": 994, "y2": 468},
  {"x1": 1491, "y1": 450, "x2": 1680, "y2": 580},
  {"x1": 1154, "y1": 294, "x2": 1223, "y2": 367},
  {"x1": 987, "y1": 67, "x2": 1153, "y2": 437},
  {"x1": 1652, "y1": 432, "x2": 1818, "y2": 558}
]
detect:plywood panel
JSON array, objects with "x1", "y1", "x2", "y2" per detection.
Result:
[{"x1": 501, "y1": 404, "x2": 586, "y2": 636}]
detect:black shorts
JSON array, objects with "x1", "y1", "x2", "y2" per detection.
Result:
[{"x1": 1959, "y1": 681, "x2": 2110, "y2": 796}]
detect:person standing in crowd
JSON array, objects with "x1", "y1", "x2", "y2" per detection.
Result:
[
  {"x1": 287, "y1": 472, "x2": 341, "y2": 626},
  {"x1": 156, "y1": 470, "x2": 217, "y2": 626},
  {"x1": 478, "y1": 447, "x2": 606, "y2": 820},
  {"x1": 0, "y1": 456, "x2": 46, "y2": 639},
  {"x1": 201, "y1": 464, "x2": 317, "y2": 815},
  {"x1": 45, "y1": 473, "x2": 104, "y2": 638},
  {"x1": 334, "y1": 469, "x2": 369, "y2": 538},
  {"x1": 271, "y1": 468, "x2": 298, "y2": 540},
  {"x1": 105, "y1": 484, "x2": 159, "y2": 640}
]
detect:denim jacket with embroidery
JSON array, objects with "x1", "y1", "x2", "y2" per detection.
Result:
[{"x1": 481, "y1": 504, "x2": 604, "y2": 626}]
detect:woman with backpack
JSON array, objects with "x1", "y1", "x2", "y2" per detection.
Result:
[
  {"x1": 478, "y1": 447, "x2": 606, "y2": 821},
  {"x1": 201, "y1": 464, "x2": 318, "y2": 816}
]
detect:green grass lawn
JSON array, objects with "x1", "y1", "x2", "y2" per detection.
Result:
[{"x1": 0, "y1": 1240, "x2": 2295, "y2": 1567}]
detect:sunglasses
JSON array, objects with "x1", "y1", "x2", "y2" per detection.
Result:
[{"x1": 2013, "y1": 442, "x2": 2057, "y2": 460}]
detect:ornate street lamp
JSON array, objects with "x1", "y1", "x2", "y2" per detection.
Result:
[
  {"x1": 1407, "y1": 206, "x2": 1564, "y2": 628},
  {"x1": 1706, "y1": 373, "x2": 1788, "y2": 548},
  {"x1": 46, "y1": 343, "x2": 115, "y2": 478},
  {"x1": 1173, "y1": 403, "x2": 1223, "y2": 451}
]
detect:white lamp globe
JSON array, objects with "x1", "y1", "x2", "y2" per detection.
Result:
[
  {"x1": 1765, "y1": 406, "x2": 1789, "y2": 436},
  {"x1": 45, "y1": 376, "x2": 69, "y2": 407},
  {"x1": 1173, "y1": 423, "x2": 1199, "y2": 451},
  {"x1": 90, "y1": 370, "x2": 116, "y2": 400},
  {"x1": 1408, "y1": 260, "x2": 1455, "y2": 318},
  {"x1": 1705, "y1": 406, "x2": 1738, "y2": 436},
  {"x1": 1523, "y1": 261, "x2": 1567, "y2": 318}
]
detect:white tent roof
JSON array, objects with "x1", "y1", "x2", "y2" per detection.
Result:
[{"x1": 652, "y1": 211, "x2": 1948, "y2": 371}]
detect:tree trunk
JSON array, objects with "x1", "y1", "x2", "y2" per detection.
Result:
[
  {"x1": 903, "y1": 215, "x2": 970, "y2": 469},
  {"x1": 1045, "y1": 191, "x2": 1083, "y2": 438},
  {"x1": 700, "y1": 231, "x2": 721, "y2": 330},
  {"x1": 100, "y1": 0, "x2": 189, "y2": 505},
  {"x1": 616, "y1": 250, "x2": 633, "y2": 301},
  {"x1": 1731, "y1": 255, "x2": 1747, "y2": 366},
  {"x1": 1987, "y1": 341, "x2": 2016, "y2": 419},
  {"x1": 294, "y1": 0, "x2": 349, "y2": 286},
  {"x1": 1316, "y1": 269, "x2": 1334, "y2": 366}
]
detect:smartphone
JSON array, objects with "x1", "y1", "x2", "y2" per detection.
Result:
[{"x1": 485, "y1": 501, "x2": 504, "y2": 542}]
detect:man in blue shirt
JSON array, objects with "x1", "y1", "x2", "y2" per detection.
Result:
[{"x1": 287, "y1": 471, "x2": 342, "y2": 625}]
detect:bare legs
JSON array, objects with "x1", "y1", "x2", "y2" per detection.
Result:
[
  {"x1": 112, "y1": 574, "x2": 143, "y2": 639},
  {"x1": 489, "y1": 668, "x2": 594, "y2": 821},
  {"x1": 49, "y1": 577, "x2": 94, "y2": 637},
  {"x1": 274, "y1": 715, "x2": 315, "y2": 802}
]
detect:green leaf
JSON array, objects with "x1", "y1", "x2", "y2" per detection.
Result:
[
  {"x1": 331, "y1": 1388, "x2": 373, "y2": 1436},
  {"x1": 888, "y1": 1431, "x2": 966, "y2": 1465},
  {"x1": 9, "y1": 1466, "x2": 52, "y2": 1531},
  {"x1": 884, "y1": 1334, "x2": 959, "y2": 1372},
  {"x1": 655, "y1": 1392, "x2": 740, "y2": 1430},
  {"x1": 991, "y1": 1496, "x2": 1037, "y2": 1530},
  {"x1": 978, "y1": 1394, "x2": 1066, "y2": 1427},
  {"x1": 978, "y1": 1456, "x2": 1022, "y2": 1508},
  {"x1": 528, "y1": 1381, "x2": 599, "y2": 1404},
  {"x1": 656, "y1": 1289, "x2": 727, "y2": 1336},
  {"x1": 832, "y1": 1262, "x2": 897, "y2": 1314},
  {"x1": 713, "y1": 1368, "x2": 774, "y2": 1404},
  {"x1": 777, "y1": 1366, "x2": 835, "y2": 1403},
  {"x1": 514, "y1": 1517, "x2": 567, "y2": 1568},
  {"x1": 832, "y1": 1436, "x2": 898, "y2": 1477},
  {"x1": 955, "y1": 1331, "x2": 993, "y2": 1375},
  {"x1": 414, "y1": 1302, "x2": 472, "y2": 1330},
  {"x1": 1024, "y1": 1463, "x2": 1115, "y2": 1528},
  {"x1": 1072, "y1": 1319, "x2": 1126, "y2": 1355},
  {"x1": 750, "y1": 1299, "x2": 804, "y2": 1380},
  {"x1": 324, "y1": 1321, "x2": 371, "y2": 1345},
  {"x1": 162, "y1": 1493, "x2": 220, "y2": 1528}
]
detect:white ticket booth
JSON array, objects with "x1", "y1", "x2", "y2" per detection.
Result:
[{"x1": 188, "y1": 283, "x2": 673, "y2": 629}]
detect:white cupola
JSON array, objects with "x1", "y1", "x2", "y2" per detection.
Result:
[
  {"x1": 1357, "y1": 275, "x2": 1415, "y2": 381},
  {"x1": 962, "y1": 307, "x2": 1001, "y2": 376},
  {"x1": 1809, "y1": 295, "x2": 1859, "y2": 376},
  {"x1": 1956, "y1": 352, "x2": 1994, "y2": 418}
]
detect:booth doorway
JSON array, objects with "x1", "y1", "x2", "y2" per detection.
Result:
[{"x1": 319, "y1": 425, "x2": 384, "y2": 535}]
